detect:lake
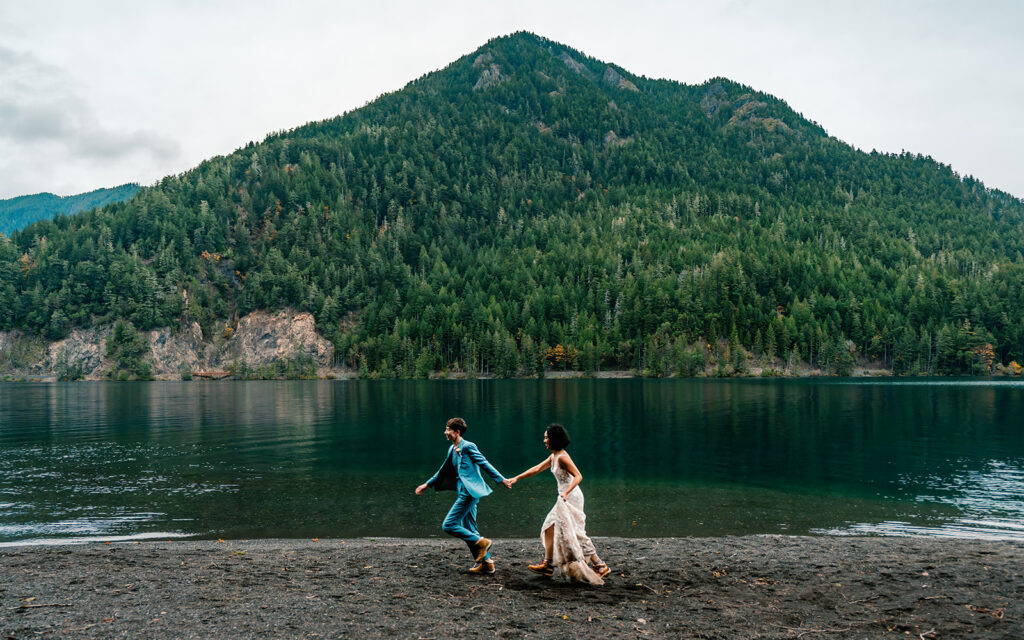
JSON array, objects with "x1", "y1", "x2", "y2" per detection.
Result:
[{"x1": 1, "y1": 379, "x2": 1022, "y2": 546}]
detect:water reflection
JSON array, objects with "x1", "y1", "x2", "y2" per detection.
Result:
[
  {"x1": 1, "y1": 379, "x2": 1023, "y2": 544},
  {"x1": 0, "y1": 531, "x2": 190, "y2": 548},
  {"x1": 820, "y1": 461, "x2": 1024, "y2": 541}
]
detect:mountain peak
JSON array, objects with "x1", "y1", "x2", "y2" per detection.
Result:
[
  {"x1": 457, "y1": 31, "x2": 642, "y2": 94},
  {"x1": 6, "y1": 33, "x2": 1024, "y2": 381}
]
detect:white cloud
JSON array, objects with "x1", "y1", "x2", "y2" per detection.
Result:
[
  {"x1": 0, "y1": 1, "x2": 1021, "y2": 198},
  {"x1": 0, "y1": 45, "x2": 180, "y2": 195}
]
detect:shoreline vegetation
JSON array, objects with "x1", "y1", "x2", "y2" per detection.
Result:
[
  {"x1": 9, "y1": 366, "x2": 1024, "y2": 382},
  {"x1": 4, "y1": 33, "x2": 1024, "y2": 389},
  {"x1": 0, "y1": 366, "x2": 972, "y2": 382},
  {"x1": 2, "y1": 313, "x2": 1022, "y2": 382},
  {"x1": 7, "y1": 359, "x2": 1024, "y2": 382},
  {"x1": 3, "y1": 536, "x2": 1020, "y2": 639}
]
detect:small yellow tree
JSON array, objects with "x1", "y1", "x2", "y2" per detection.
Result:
[{"x1": 971, "y1": 343, "x2": 995, "y2": 374}]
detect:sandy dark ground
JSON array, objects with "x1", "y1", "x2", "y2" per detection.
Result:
[{"x1": 2, "y1": 536, "x2": 1021, "y2": 639}]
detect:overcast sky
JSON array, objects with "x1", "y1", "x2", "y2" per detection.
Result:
[{"x1": 1, "y1": 1, "x2": 1021, "y2": 200}]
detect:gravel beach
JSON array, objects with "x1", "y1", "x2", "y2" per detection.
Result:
[{"x1": 2, "y1": 536, "x2": 1021, "y2": 639}]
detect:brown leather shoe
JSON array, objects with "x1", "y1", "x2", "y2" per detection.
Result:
[
  {"x1": 474, "y1": 537, "x2": 491, "y2": 562},
  {"x1": 592, "y1": 560, "x2": 611, "y2": 578},
  {"x1": 469, "y1": 559, "x2": 495, "y2": 574},
  {"x1": 527, "y1": 560, "x2": 554, "y2": 577}
]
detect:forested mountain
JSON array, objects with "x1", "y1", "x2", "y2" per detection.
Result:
[
  {"x1": 0, "y1": 184, "x2": 141, "y2": 236},
  {"x1": 3, "y1": 32, "x2": 1023, "y2": 377}
]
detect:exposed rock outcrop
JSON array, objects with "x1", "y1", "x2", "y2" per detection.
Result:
[
  {"x1": 220, "y1": 310, "x2": 333, "y2": 368},
  {"x1": 473, "y1": 63, "x2": 504, "y2": 91},
  {"x1": 0, "y1": 331, "x2": 17, "y2": 363},
  {"x1": 602, "y1": 67, "x2": 638, "y2": 92},
  {"x1": 0, "y1": 308, "x2": 339, "y2": 380},
  {"x1": 603, "y1": 130, "x2": 632, "y2": 148},
  {"x1": 701, "y1": 81, "x2": 728, "y2": 118},
  {"x1": 726, "y1": 94, "x2": 793, "y2": 134},
  {"x1": 555, "y1": 50, "x2": 591, "y2": 77},
  {"x1": 146, "y1": 322, "x2": 205, "y2": 376},
  {"x1": 0, "y1": 330, "x2": 48, "y2": 377},
  {"x1": 48, "y1": 327, "x2": 110, "y2": 377}
]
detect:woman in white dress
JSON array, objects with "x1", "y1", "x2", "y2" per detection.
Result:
[{"x1": 508, "y1": 423, "x2": 609, "y2": 585}]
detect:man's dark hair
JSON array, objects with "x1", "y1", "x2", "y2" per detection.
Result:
[
  {"x1": 546, "y1": 423, "x2": 570, "y2": 450},
  {"x1": 446, "y1": 417, "x2": 467, "y2": 434}
]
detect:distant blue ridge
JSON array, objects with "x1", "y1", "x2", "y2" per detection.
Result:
[{"x1": 0, "y1": 183, "x2": 141, "y2": 236}]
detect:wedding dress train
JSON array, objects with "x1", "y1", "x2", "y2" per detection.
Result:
[{"x1": 541, "y1": 456, "x2": 604, "y2": 586}]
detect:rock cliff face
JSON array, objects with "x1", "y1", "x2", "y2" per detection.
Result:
[
  {"x1": 602, "y1": 67, "x2": 638, "y2": 92},
  {"x1": 146, "y1": 321, "x2": 205, "y2": 377},
  {"x1": 0, "y1": 309, "x2": 339, "y2": 380},
  {"x1": 49, "y1": 327, "x2": 109, "y2": 377},
  {"x1": 217, "y1": 310, "x2": 333, "y2": 370}
]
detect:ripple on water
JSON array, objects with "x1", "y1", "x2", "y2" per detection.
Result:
[
  {"x1": 3, "y1": 380, "x2": 1023, "y2": 542},
  {"x1": 816, "y1": 461, "x2": 1024, "y2": 541},
  {"x1": 0, "y1": 442, "x2": 247, "y2": 544},
  {"x1": 0, "y1": 531, "x2": 192, "y2": 548},
  {"x1": 0, "y1": 511, "x2": 190, "y2": 545}
]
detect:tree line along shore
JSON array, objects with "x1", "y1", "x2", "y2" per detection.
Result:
[{"x1": 4, "y1": 33, "x2": 1024, "y2": 383}]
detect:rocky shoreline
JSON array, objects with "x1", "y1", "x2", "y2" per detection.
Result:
[
  {"x1": 1, "y1": 307, "x2": 904, "y2": 381},
  {"x1": 12, "y1": 307, "x2": 1021, "y2": 381},
  {"x1": 2, "y1": 535, "x2": 1020, "y2": 639},
  {"x1": 0, "y1": 309, "x2": 337, "y2": 381}
]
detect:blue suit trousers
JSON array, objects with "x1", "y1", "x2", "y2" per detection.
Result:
[{"x1": 441, "y1": 483, "x2": 490, "y2": 560}]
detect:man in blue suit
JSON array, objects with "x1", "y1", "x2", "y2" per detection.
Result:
[{"x1": 416, "y1": 417, "x2": 511, "y2": 574}]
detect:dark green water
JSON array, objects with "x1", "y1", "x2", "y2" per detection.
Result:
[{"x1": 1, "y1": 379, "x2": 1022, "y2": 546}]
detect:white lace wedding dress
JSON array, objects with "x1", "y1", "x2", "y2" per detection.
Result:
[{"x1": 541, "y1": 455, "x2": 604, "y2": 586}]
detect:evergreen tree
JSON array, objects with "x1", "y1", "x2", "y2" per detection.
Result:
[{"x1": 2, "y1": 32, "x2": 1024, "y2": 379}]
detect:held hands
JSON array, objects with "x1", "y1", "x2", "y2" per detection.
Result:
[{"x1": 502, "y1": 478, "x2": 515, "y2": 489}]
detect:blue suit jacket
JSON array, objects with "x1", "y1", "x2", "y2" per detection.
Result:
[{"x1": 426, "y1": 439, "x2": 504, "y2": 499}]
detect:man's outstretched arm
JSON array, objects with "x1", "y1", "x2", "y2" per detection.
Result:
[{"x1": 465, "y1": 442, "x2": 507, "y2": 485}]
